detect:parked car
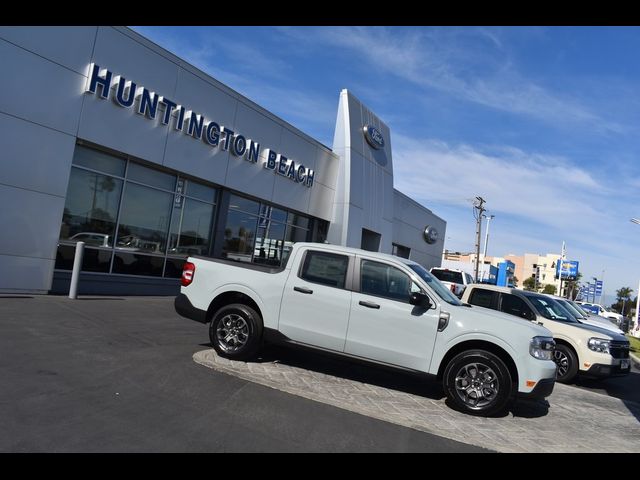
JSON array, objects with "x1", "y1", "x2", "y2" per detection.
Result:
[
  {"x1": 546, "y1": 295, "x2": 624, "y2": 335},
  {"x1": 68, "y1": 232, "x2": 111, "y2": 247},
  {"x1": 575, "y1": 302, "x2": 624, "y2": 324},
  {"x1": 462, "y1": 285, "x2": 630, "y2": 383},
  {"x1": 175, "y1": 243, "x2": 557, "y2": 416},
  {"x1": 429, "y1": 267, "x2": 474, "y2": 298}
]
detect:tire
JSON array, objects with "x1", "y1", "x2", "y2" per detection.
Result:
[
  {"x1": 553, "y1": 344, "x2": 578, "y2": 383},
  {"x1": 443, "y1": 349, "x2": 513, "y2": 417},
  {"x1": 209, "y1": 303, "x2": 263, "y2": 361}
]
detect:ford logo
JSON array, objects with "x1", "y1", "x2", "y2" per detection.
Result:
[{"x1": 363, "y1": 125, "x2": 384, "y2": 150}]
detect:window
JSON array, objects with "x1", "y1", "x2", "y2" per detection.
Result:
[
  {"x1": 59, "y1": 168, "x2": 123, "y2": 246},
  {"x1": 525, "y1": 295, "x2": 579, "y2": 323},
  {"x1": 392, "y1": 243, "x2": 411, "y2": 259},
  {"x1": 223, "y1": 208, "x2": 258, "y2": 262},
  {"x1": 360, "y1": 260, "x2": 414, "y2": 303},
  {"x1": 500, "y1": 294, "x2": 534, "y2": 320},
  {"x1": 116, "y1": 183, "x2": 172, "y2": 254},
  {"x1": 468, "y1": 289, "x2": 499, "y2": 309},
  {"x1": 222, "y1": 194, "x2": 311, "y2": 267},
  {"x1": 167, "y1": 197, "x2": 214, "y2": 257},
  {"x1": 300, "y1": 251, "x2": 349, "y2": 289},
  {"x1": 58, "y1": 144, "x2": 217, "y2": 279},
  {"x1": 431, "y1": 269, "x2": 464, "y2": 284}
]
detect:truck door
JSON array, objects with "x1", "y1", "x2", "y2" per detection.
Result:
[
  {"x1": 279, "y1": 249, "x2": 354, "y2": 352},
  {"x1": 345, "y1": 257, "x2": 440, "y2": 371}
]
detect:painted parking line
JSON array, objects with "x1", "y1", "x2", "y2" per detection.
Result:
[{"x1": 194, "y1": 349, "x2": 640, "y2": 453}]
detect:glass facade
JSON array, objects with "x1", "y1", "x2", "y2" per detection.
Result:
[
  {"x1": 222, "y1": 195, "x2": 315, "y2": 267},
  {"x1": 56, "y1": 143, "x2": 328, "y2": 280},
  {"x1": 57, "y1": 144, "x2": 218, "y2": 278}
]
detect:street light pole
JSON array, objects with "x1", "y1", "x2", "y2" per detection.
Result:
[{"x1": 481, "y1": 214, "x2": 495, "y2": 282}]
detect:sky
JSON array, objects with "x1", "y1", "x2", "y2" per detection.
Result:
[{"x1": 132, "y1": 26, "x2": 640, "y2": 305}]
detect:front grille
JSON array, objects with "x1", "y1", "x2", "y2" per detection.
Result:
[{"x1": 610, "y1": 341, "x2": 630, "y2": 359}]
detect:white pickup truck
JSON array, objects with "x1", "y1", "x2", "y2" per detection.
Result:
[{"x1": 175, "y1": 243, "x2": 557, "y2": 416}]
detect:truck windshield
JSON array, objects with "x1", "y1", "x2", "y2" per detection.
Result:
[
  {"x1": 525, "y1": 295, "x2": 579, "y2": 323},
  {"x1": 559, "y1": 299, "x2": 589, "y2": 319},
  {"x1": 430, "y1": 269, "x2": 464, "y2": 284},
  {"x1": 409, "y1": 264, "x2": 463, "y2": 306}
]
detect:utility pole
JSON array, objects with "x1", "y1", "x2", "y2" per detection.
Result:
[
  {"x1": 473, "y1": 196, "x2": 486, "y2": 283},
  {"x1": 558, "y1": 241, "x2": 566, "y2": 298},
  {"x1": 481, "y1": 214, "x2": 495, "y2": 282}
]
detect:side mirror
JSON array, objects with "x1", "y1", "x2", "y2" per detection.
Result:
[{"x1": 410, "y1": 292, "x2": 432, "y2": 309}]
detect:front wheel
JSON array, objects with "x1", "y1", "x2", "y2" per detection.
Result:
[
  {"x1": 209, "y1": 303, "x2": 263, "y2": 361},
  {"x1": 443, "y1": 350, "x2": 513, "y2": 416},
  {"x1": 553, "y1": 344, "x2": 578, "y2": 383}
]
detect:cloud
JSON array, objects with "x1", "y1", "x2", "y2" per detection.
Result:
[
  {"x1": 391, "y1": 133, "x2": 606, "y2": 232},
  {"x1": 281, "y1": 27, "x2": 621, "y2": 133}
]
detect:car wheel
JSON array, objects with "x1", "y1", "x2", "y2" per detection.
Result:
[
  {"x1": 443, "y1": 349, "x2": 513, "y2": 417},
  {"x1": 553, "y1": 344, "x2": 578, "y2": 383},
  {"x1": 209, "y1": 303, "x2": 263, "y2": 361}
]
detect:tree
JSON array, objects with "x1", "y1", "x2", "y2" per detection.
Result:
[
  {"x1": 611, "y1": 287, "x2": 634, "y2": 316},
  {"x1": 512, "y1": 276, "x2": 519, "y2": 288},
  {"x1": 542, "y1": 284, "x2": 557, "y2": 295},
  {"x1": 523, "y1": 277, "x2": 537, "y2": 292},
  {"x1": 564, "y1": 272, "x2": 582, "y2": 300}
]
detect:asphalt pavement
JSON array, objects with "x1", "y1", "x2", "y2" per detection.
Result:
[{"x1": 0, "y1": 295, "x2": 487, "y2": 452}]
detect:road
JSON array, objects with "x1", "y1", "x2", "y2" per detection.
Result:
[
  {"x1": 0, "y1": 295, "x2": 487, "y2": 453},
  {"x1": 571, "y1": 352, "x2": 640, "y2": 406}
]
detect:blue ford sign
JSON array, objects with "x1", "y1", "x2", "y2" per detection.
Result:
[{"x1": 363, "y1": 125, "x2": 384, "y2": 150}]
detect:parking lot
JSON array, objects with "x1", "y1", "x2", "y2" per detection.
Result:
[{"x1": 2, "y1": 295, "x2": 640, "y2": 452}]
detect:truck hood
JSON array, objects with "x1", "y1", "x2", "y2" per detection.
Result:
[
  {"x1": 568, "y1": 321, "x2": 628, "y2": 342},
  {"x1": 453, "y1": 304, "x2": 552, "y2": 337}
]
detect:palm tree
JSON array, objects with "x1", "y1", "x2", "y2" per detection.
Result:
[
  {"x1": 615, "y1": 287, "x2": 634, "y2": 316},
  {"x1": 565, "y1": 272, "x2": 583, "y2": 300}
]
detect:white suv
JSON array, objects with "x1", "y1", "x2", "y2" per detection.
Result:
[{"x1": 462, "y1": 285, "x2": 631, "y2": 383}]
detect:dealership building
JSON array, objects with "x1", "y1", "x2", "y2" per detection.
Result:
[{"x1": 0, "y1": 26, "x2": 446, "y2": 295}]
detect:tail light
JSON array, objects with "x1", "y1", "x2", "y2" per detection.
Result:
[{"x1": 181, "y1": 262, "x2": 196, "y2": 287}]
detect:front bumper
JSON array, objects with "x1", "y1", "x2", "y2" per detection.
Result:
[
  {"x1": 174, "y1": 293, "x2": 208, "y2": 324},
  {"x1": 517, "y1": 378, "x2": 555, "y2": 400},
  {"x1": 584, "y1": 362, "x2": 631, "y2": 378}
]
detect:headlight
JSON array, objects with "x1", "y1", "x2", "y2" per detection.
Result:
[
  {"x1": 588, "y1": 337, "x2": 611, "y2": 354},
  {"x1": 530, "y1": 336, "x2": 555, "y2": 360}
]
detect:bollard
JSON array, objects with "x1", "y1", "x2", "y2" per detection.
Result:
[{"x1": 68, "y1": 241, "x2": 85, "y2": 299}]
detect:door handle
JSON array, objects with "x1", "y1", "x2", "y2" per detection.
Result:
[
  {"x1": 294, "y1": 286, "x2": 313, "y2": 294},
  {"x1": 359, "y1": 300, "x2": 380, "y2": 309}
]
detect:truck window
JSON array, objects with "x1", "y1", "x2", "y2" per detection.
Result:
[
  {"x1": 500, "y1": 294, "x2": 534, "y2": 320},
  {"x1": 300, "y1": 251, "x2": 349, "y2": 289},
  {"x1": 430, "y1": 269, "x2": 463, "y2": 284},
  {"x1": 468, "y1": 288, "x2": 498, "y2": 309},
  {"x1": 360, "y1": 260, "x2": 414, "y2": 303}
]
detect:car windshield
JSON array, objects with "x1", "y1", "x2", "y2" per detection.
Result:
[
  {"x1": 430, "y1": 269, "x2": 464, "y2": 284},
  {"x1": 525, "y1": 295, "x2": 579, "y2": 323},
  {"x1": 409, "y1": 264, "x2": 463, "y2": 306}
]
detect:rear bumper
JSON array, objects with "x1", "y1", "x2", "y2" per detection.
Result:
[
  {"x1": 517, "y1": 378, "x2": 555, "y2": 400},
  {"x1": 174, "y1": 293, "x2": 208, "y2": 324}
]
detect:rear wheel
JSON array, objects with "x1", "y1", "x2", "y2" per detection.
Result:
[
  {"x1": 209, "y1": 303, "x2": 263, "y2": 361},
  {"x1": 443, "y1": 349, "x2": 513, "y2": 416},
  {"x1": 553, "y1": 344, "x2": 578, "y2": 383}
]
